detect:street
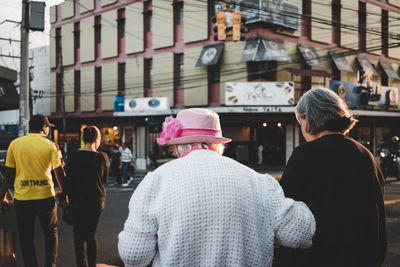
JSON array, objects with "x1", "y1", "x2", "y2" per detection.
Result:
[{"x1": 1, "y1": 175, "x2": 400, "y2": 267}]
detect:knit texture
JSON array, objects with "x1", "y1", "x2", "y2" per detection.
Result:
[{"x1": 118, "y1": 150, "x2": 315, "y2": 267}]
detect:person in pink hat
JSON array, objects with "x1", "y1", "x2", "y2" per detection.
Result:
[{"x1": 118, "y1": 108, "x2": 316, "y2": 267}]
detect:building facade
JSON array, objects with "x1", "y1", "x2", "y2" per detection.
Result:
[{"x1": 50, "y1": 0, "x2": 400, "y2": 170}]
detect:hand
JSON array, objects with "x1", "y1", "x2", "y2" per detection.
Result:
[
  {"x1": 0, "y1": 199, "x2": 9, "y2": 213},
  {"x1": 55, "y1": 191, "x2": 68, "y2": 208},
  {"x1": 58, "y1": 199, "x2": 68, "y2": 208}
]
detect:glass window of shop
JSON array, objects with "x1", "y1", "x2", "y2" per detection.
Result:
[
  {"x1": 254, "y1": 122, "x2": 286, "y2": 166},
  {"x1": 222, "y1": 122, "x2": 286, "y2": 167},
  {"x1": 349, "y1": 125, "x2": 373, "y2": 153},
  {"x1": 375, "y1": 126, "x2": 392, "y2": 154},
  {"x1": 349, "y1": 124, "x2": 394, "y2": 156},
  {"x1": 57, "y1": 132, "x2": 80, "y2": 156},
  {"x1": 99, "y1": 126, "x2": 122, "y2": 156},
  {"x1": 148, "y1": 124, "x2": 172, "y2": 162},
  {"x1": 123, "y1": 126, "x2": 135, "y2": 154}
]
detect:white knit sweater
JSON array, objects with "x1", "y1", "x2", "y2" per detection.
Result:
[{"x1": 118, "y1": 150, "x2": 315, "y2": 267}]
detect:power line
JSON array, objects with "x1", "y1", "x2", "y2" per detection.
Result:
[{"x1": 44, "y1": 0, "x2": 400, "y2": 101}]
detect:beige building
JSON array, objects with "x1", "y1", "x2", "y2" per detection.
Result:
[{"x1": 50, "y1": 0, "x2": 400, "y2": 169}]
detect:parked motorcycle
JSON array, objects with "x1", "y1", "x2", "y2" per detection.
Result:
[{"x1": 380, "y1": 136, "x2": 400, "y2": 181}]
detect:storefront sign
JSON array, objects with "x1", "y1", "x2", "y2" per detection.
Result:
[
  {"x1": 225, "y1": 81, "x2": 295, "y2": 106},
  {"x1": 242, "y1": 106, "x2": 284, "y2": 112},
  {"x1": 124, "y1": 97, "x2": 170, "y2": 112},
  {"x1": 330, "y1": 80, "x2": 399, "y2": 108},
  {"x1": 196, "y1": 43, "x2": 224, "y2": 66},
  {"x1": 215, "y1": 0, "x2": 299, "y2": 30}
]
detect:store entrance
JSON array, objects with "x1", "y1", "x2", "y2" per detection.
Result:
[{"x1": 255, "y1": 122, "x2": 286, "y2": 167}]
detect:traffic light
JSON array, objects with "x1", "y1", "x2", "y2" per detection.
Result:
[
  {"x1": 232, "y1": 11, "x2": 245, "y2": 41},
  {"x1": 213, "y1": 11, "x2": 226, "y2": 41}
]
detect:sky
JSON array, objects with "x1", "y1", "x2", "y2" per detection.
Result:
[{"x1": 0, "y1": 0, "x2": 63, "y2": 71}]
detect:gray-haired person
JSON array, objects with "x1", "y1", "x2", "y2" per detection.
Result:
[
  {"x1": 274, "y1": 88, "x2": 387, "y2": 267},
  {"x1": 119, "y1": 108, "x2": 316, "y2": 267}
]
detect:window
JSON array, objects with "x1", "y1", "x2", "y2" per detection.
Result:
[
  {"x1": 175, "y1": 54, "x2": 184, "y2": 87},
  {"x1": 118, "y1": 9, "x2": 125, "y2": 38},
  {"x1": 95, "y1": 67, "x2": 101, "y2": 94},
  {"x1": 145, "y1": 11, "x2": 152, "y2": 32},
  {"x1": 74, "y1": 23, "x2": 80, "y2": 49},
  {"x1": 95, "y1": 16, "x2": 101, "y2": 44},
  {"x1": 75, "y1": 70, "x2": 80, "y2": 96},
  {"x1": 358, "y1": 2, "x2": 366, "y2": 51},
  {"x1": 119, "y1": 63, "x2": 126, "y2": 91},
  {"x1": 247, "y1": 61, "x2": 276, "y2": 81},
  {"x1": 208, "y1": 64, "x2": 220, "y2": 84},
  {"x1": 145, "y1": 58, "x2": 152, "y2": 90},
  {"x1": 174, "y1": 2, "x2": 183, "y2": 25}
]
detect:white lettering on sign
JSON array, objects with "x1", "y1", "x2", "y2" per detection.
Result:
[{"x1": 242, "y1": 106, "x2": 283, "y2": 113}]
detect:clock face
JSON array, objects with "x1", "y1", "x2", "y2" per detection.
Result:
[{"x1": 201, "y1": 47, "x2": 218, "y2": 65}]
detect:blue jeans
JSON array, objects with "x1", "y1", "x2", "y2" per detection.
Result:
[
  {"x1": 121, "y1": 162, "x2": 130, "y2": 182},
  {"x1": 14, "y1": 197, "x2": 58, "y2": 267}
]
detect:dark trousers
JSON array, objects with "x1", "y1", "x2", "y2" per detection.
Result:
[
  {"x1": 121, "y1": 162, "x2": 130, "y2": 182},
  {"x1": 73, "y1": 200, "x2": 104, "y2": 267},
  {"x1": 14, "y1": 197, "x2": 58, "y2": 267},
  {"x1": 112, "y1": 167, "x2": 122, "y2": 184}
]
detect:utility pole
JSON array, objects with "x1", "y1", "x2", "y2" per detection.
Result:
[
  {"x1": 19, "y1": 0, "x2": 30, "y2": 136},
  {"x1": 58, "y1": 36, "x2": 67, "y2": 155}
]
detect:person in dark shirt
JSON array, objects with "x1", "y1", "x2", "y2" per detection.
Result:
[
  {"x1": 110, "y1": 147, "x2": 122, "y2": 184},
  {"x1": 64, "y1": 125, "x2": 109, "y2": 267},
  {"x1": 274, "y1": 88, "x2": 386, "y2": 267}
]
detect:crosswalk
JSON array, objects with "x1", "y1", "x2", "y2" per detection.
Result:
[{"x1": 106, "y1": 176, "x2": 145, "y2": 192}]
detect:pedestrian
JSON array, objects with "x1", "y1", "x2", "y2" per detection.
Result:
[
  {"x1": 110, "y1": 147, "x2": 122, "y2": 184},
  {"x1": 257, "y1": 144, "x2": 264, "y2": 164},
  {"x1": 150, "y1": 140, "x2": 159, "y2": 168},
  {"x1": 118, "y1": 108, "x2": 316, "y2": 267},
  {"x1": 274, "y1": 88, "x2": 387, "y2": 267},
  {"x1": 64, "y1": 125, "x2": 109, "y2": 267},
  {"x1": 120, "y1": 143, "x2": 133, "y2": 184},
  {"x1": 0, "y1": 114, "x2": 66, "y2": 267}
]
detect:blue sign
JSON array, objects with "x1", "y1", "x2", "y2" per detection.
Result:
[{"x1": 330, "y1": 80, "x2": 360, "y2": 108}]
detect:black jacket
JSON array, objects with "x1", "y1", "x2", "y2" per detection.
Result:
[{"x1": 275, "y1": 134, "x2": 386, "y2": 267}]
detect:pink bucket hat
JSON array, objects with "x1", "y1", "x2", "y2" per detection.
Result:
[{"x1": 157, "y1": 108, "x2": 231, "y2": 145}]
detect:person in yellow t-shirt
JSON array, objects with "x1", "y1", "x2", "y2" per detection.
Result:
[{"x1": 0, "y1": 114, "x2": 66, "y2": 267}]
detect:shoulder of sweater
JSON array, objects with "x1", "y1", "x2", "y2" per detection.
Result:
[{"x1": 152, "y1": 151, "x2": 272, "y2": 181}]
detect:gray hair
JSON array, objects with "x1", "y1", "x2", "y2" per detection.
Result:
[
  {"x1": 295, "y1": 87, "x2": 358, "y2": 135},
  {"x1": 171, "y1": 143, "x2": 225, "y2": 157}
]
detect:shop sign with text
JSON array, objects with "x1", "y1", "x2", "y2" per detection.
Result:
[{"x1": 225, "y1": 81, "x2": 295, "y2": 106}]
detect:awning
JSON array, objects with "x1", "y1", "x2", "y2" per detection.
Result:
[
  {"x1": 195, "y1": 43, "x2": 224, "y2": 66},
  {"x1": 329, "y1": 51, "x2": 353, "y2": 72},
  {"x1": 356, "y1": 56, "x2": 378, "y2": 76},
  {"x1": 297, "y1": 44, "x2": 324, "y2": 67},
  {"x1": 0, "y1": 78, "x2": 19, "y2": 111},
  {"x1": 241, "y1": 38, "x2": 291, "y2": 62},
  {"x1": 379, "y1": 61, "x2": 399, "y2": 79},
  {"x1": 286, "y1": 68, "x2": 331, "y2": 78}
]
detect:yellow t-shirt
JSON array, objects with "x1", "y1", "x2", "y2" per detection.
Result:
[{"x1": 5, "y1": 133, "x2": 62, "y2": 200}]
